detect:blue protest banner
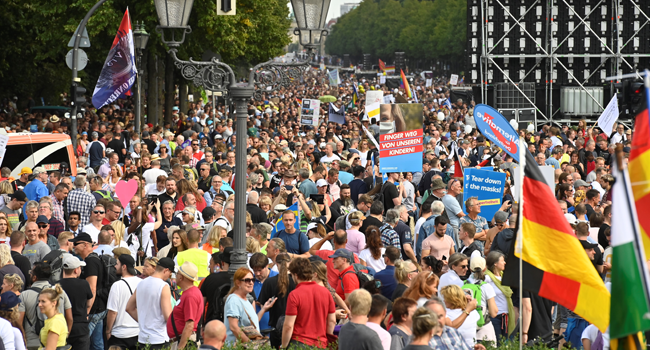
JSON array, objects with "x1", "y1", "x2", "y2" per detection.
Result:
[
  {"x1": 462, "y1": 168, "x2": 506, "y2": 221},
  {"x1": 473, "y1": 104, "x2": 520, "y2": 162}
]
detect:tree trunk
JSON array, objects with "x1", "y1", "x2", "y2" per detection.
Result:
[
  {"x1": 179, "y1": 81, "x2": 188, "y2": 115},
  {"x1": 164, "y1": 52, "x2": 174, "y2": 126},
  {"x1": 147, "y1": 51, "x2": 159, "y2": 127}
]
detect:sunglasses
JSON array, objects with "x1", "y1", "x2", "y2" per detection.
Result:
[
  {"x1": 93, "y1": 210, "x2": 105, "y2": 214},
  {"x1": 241, "y1": 278, "x2": 255, "y2": 283},
  {"x1": 38, "y1": 224, "x2": 48, "y2": 228},
  {"x1": 459, "y1": 265, "x2": 469, "y2": 269}
]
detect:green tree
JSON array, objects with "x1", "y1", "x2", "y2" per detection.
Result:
[
  {"x1": 0, "y1": 0, "x2": 291, "y2": 106},
  {"x1": 325, "y1": 0, "x2": 467, "y2": 64}
]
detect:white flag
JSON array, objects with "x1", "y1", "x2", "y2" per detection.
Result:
[{"x1": 597, "y1": 95, "x2": 619, "y2": 135}]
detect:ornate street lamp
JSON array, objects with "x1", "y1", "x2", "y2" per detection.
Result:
[
  {"x1": 154, "y1": 0, "x2": 327, "y2": 278},
  {"x1": 291, "y1": 0, "x2": 331, "y2": 53},
  {"x1": 133, "y1": 22, "x2": 150, "y2": 133}
]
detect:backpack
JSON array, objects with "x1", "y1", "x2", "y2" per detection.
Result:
[
  {"x1": 42, "y1": 251, "x2": 64, "y2": 285},
  {"x1": 25, "y1": 286, "x2": 45, "y2": 336},
  {"x1": 210, "y1": 283, "x2": 231, "y2": 323},
  {"x1": 94, "y1": 190, "x2": 114, "y2": 201},
  {"x1": 88, "y1": 252, "x2": 118, "y2": 305},
  {"x1": 462, "y1": 280, "x2": 487, "y2": 327},
  {"x1": 340, "y1": 263, "x2": 374, "y2": 290}
]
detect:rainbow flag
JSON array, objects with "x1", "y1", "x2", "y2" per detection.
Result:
[{"x1": 400, "y1": 69, "x2": 412, "y2": 98}]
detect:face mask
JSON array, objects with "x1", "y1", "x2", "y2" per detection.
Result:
[{"x1": 380, "y1": 121, "x2": 396, "y2": 134}]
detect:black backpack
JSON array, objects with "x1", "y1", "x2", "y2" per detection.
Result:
[
  {"x1": 210, "y1": 283, "x2": 231, "y2": 323},
  {"x1": 25, "y1": 286, "x2": 45, "y2": 336},
  {"x1": 42, "y1": 251, "x2": 64, "y2": 285},
  {"x1": 340, "y1": 263, "x2": 374, "y2": 289},
  {"x1": 87, "y1": 252, "x2": 118, "y2": 304}
]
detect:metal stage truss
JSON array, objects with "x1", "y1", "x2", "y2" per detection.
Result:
[{"x1": 467, "y1": 0, "x2": 650, "y2": 126}]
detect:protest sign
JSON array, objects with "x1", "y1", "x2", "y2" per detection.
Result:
[
  {"x1": 462, "y1": 168, "x2": 506, "y2": 221},
  {"x1": 597, "y1": 95, "x2": 619, "y2": 135},
  {"x1": 383, "y1": 94, "x2": 395, "y2": 104},
  {"x1": 380, "y1": 75, "x2": 386, "y2": 84},
  {"x1": 473, "y1": 104, "x2": 520, "y2": 162},
  {"x1": 329, "y1": 103, "x2": 346, "y2": 125},
  {"x1": 366, "y1": 91, "x2": 384, "y2": 105},
  {"x1": 450, "y1": 74, "x2": 459, "y2": 85},
  {"x1": 378, "y1": 103, "x2": 423, "y2": 172},
  {"x1": 300, "y1": 99, "x2": 320, "y2": 126},
  {"x1": 328, "y1": 69, "x2": 340, "y2": 86}
]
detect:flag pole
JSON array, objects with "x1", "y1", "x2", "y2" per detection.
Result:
[{"x1": 517, "y1": 137, "x2": 526, "y2": 350}]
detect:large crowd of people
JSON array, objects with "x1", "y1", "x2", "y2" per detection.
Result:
[{"x1": 0, "y1": 67, "x2": 629, "y2": 350}]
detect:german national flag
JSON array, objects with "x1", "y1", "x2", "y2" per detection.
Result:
[
  {"x1": 503, "y1": 151, "x2": 610, "y2": 332},
  {"x1": 629, "y1": 109, "x2": 650, "y2": 260}
]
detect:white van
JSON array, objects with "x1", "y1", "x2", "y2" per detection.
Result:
[{"x1": 0, "y1": 131, "x2": 78, "y2": 178}]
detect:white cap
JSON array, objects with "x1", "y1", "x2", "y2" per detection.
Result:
[
  {"x1": 564, "y1": 213, "x2": 577, "y2": 225},
  {"x1": 316, "y1": 179, "x2": 328, "y2": 187},
  {"x1": 306, "y1": 222, "x2": 319, "y2": 232}
]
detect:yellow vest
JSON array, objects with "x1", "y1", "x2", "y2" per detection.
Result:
[{"x1": 176, "y1": 248, "x2": 211, "y2": 286}]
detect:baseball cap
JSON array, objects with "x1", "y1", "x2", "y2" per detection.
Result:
[
  {"x1": 118, "y1": 254, "x2": 138, "y2": 275},
  {"x1": 158, "y1": 257, "x2": 176, "y2": 271},
  {"x1": 36, "y1": 215, "x2": 49, "y2": 225},
  {"x1": 112, "y1": 247, "x2": 132, "y2": 258},
  {"x1": 214, "y1": 134, "x2": 223, "y2": 140},
  {"x1": 33, "y1": 167, "x2": 47, "y2": 175},
  {"x1": 306, "y1": 222, "x2": 319, "y2": 232},
  {"x1": 470, "y1": 256, "x2": 486, "y2": 272},
  {"x1": 329, "y1": 248, "x2": 353, "y2": 262},
  {"x1": 202, "y1": 207, "x2": 217, "y2": 221},
  {"x1": 0, "y1": 291, "x2": 20, "y2": 311},
  {"x1": 18, "y1": 167, "x2": 32, "y2": 176},
  {"x1": 62, "y1": 254, "x2": 86, "y2": 269},
  {"x1": 309, "y1": 255, "x2": 327, "y2": 264},
  {"x1": 9, "y1": 191, "x2": 27, "y2": 201},
  {"x1": 142, "y1": 131, "x2": 150, "y2": 137},
  {"x1": 494, "y1": 211, "x2": 508, "y2": 224},
  {"x1": 574, "y1": 179, "x2": 589, "y2": 188},
  {"x1": 69, "y1": 232, "x2": 94, "y2": 245},
  {"x1": 316, "y1": 179, "x2": 328, "y2": 187},
  {"x1": 579, "y1": 240, "x2": 598, "y2": 249},
  {"x1": 218, "y1": 246, "x2": 233, "y2": 264},
  {"x1": 274, "y1": 204, "x2": 288, "y2": 213},
  {"x1": 77, "y1": 167, "x2": 87, "y2": 175},
  {"x1": 565, "y1": 213, "x2": 577, "y2": 225}
]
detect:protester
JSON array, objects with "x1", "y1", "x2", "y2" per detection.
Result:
[
  {"x1": 105, "y1": 254, "x2": 140, "y2": 350},
  {"x1": 58, "y1": 254, "x2": 93, "y2": 350},
  {"x1": 338, "y1": 288, "x2": 383, "y2": 350},
  {"x1": 390, "y1": 297, "x2": 418, "y2": 350},
  {"x1": 37, "y1": 285, "x2": 69, "y2": 350},
  {"x1": 403, "y1": 307, "x2": 441, "y2": 350}
]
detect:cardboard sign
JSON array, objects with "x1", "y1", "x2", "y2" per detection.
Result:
[
  {"x1": 450, "y1": 74, "x2": 459, "y2": 85},
  {"x1": 329, "y1": 103, "x2": 346, "y2": 125},
  {"x1": 462, "y1": 168, "x2": 506, "y2": 221},
  {"x1": 300, "y1": 99, "x2": 320, "y2": 126},
  {"x1": 366, "y1": 91, "x2": 384, "y2": 106}
]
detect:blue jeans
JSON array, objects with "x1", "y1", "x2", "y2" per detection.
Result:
[
  {"x1": 491, "y1": 313, "x2": 510, "y2": 346},
  {"x1": 88, "y1": 310, "x2": 107, "y2": 350}
]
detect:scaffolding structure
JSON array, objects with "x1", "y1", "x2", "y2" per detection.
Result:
[{"x1": 468, "y1": 0, "x2": 650, "y2": 126}]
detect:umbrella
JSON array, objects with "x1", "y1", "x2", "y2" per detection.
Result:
[{"x1": 319, "y1": 95, "x2": 337, "y2": 103}]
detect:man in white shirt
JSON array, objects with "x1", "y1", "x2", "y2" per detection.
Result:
[
  {"x1": 320, "y1": 143, "x2": 341, "y2": 163},
  {"x1": 106, "y1": 253, "x2": 142, "y2": 350},
  {"x1": 610, "y1": 124, "x2": 626, "y2": 145},
  {"x1": 82, "y1": 204, "x2": 106, "y2": 243},
  {"x1": 126, "y1": 257, "x2": 174, "y2": 349},
  {"x1": 143, "y1": 160, "x2": 168, "y2": 186}
]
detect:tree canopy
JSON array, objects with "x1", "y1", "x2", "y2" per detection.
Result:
[
  {"x1": 0, "y1": 0, "x2": 291, "y2": 105},
  {"x1": 325, "y1": 0, "x2": 467, "y2": 63}
]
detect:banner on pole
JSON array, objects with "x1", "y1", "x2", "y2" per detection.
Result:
[
  {"x1": 300, "y1": 99, "x2": 320, "y2": 126},
  {"x1": 92, "y1": 9, "x2": 136, "y2": 109},
  {"x1": 378, "y1": 103, "x2": 423, "y2": 173},
  {"x1": 473, "y1": 104, "x2": 521, "y2": 162},
  {"x1": 328, "y1": 69, "x2": 340, "y2": 86}
]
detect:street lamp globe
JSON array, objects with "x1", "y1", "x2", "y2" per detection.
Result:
[
  {"x1": 154, "y1": 0, "x2": 195, "y2": 47},
  {"x1": 133, "y1": 22, "x2": 150, "y2": 51},
  {"x1": 290, "y1": 0, "x2": 331, "y2": 51}
]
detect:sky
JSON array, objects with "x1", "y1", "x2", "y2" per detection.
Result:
[{"x1": 288, "y1": 0, "x2": 362, "y2": 22}]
